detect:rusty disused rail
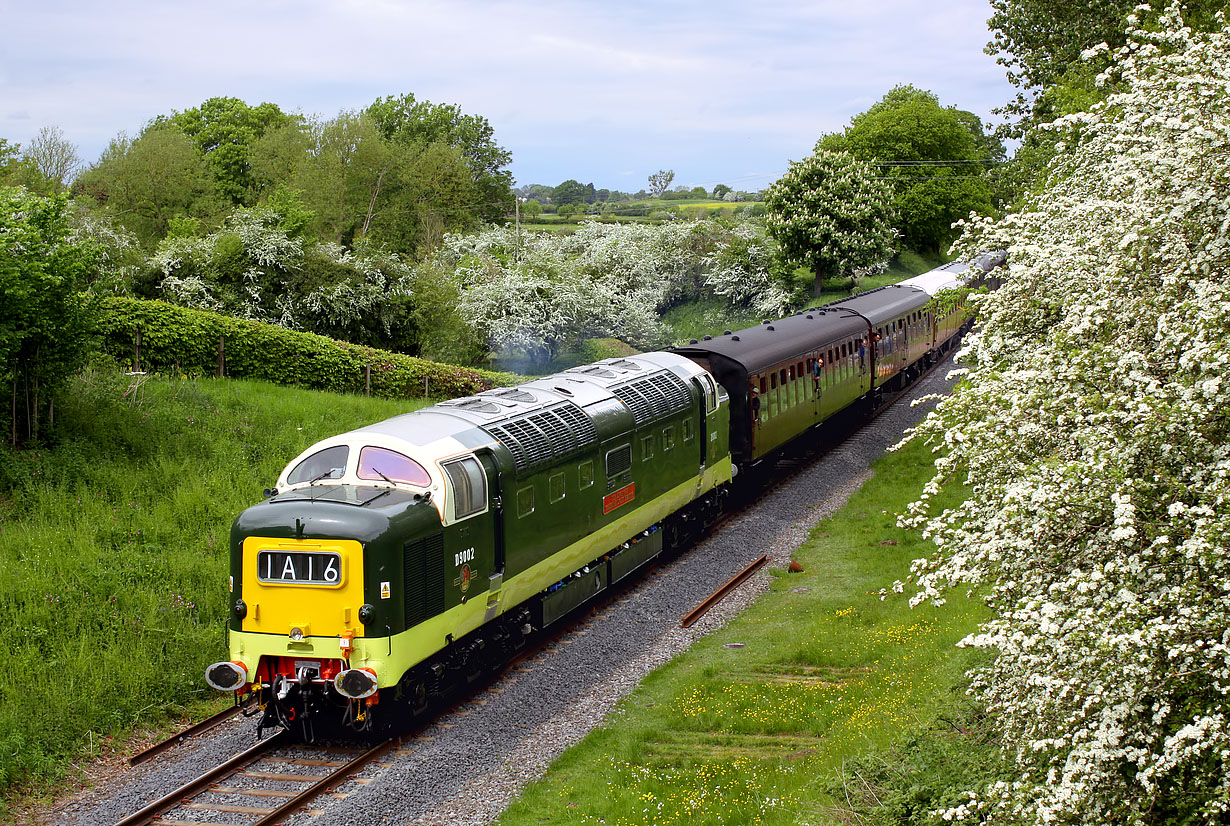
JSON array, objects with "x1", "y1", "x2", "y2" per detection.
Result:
[{"x1": 681, "y1": 554, "x2": 767, "y2": 628}]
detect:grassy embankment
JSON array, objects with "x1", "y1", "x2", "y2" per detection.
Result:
[
  {"x1": 0, "y1": 368, "x2": 434, "y2": 817},
  {"x1": 498, "y1": 435, "x2": 989, "y2": 826}
]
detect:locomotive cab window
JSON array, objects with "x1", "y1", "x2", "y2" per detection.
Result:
[
  {"x1": 287, "y1": 445, "x2": 349, "y2": 485},
  {"x1": 441, "y1": 456, "x2": 487, "y2": 520},
  {"x1": 359, "y1": 446, "x2": 432, "y2": 487}
]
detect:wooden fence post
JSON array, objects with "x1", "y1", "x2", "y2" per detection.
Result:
[
  {"x1": 134, "y1": 329, "x2": 141, "y2": 372},
  {"x1": 216, "y1": 335, "x2": 225, "y2": 377},
  {"x1": 364, "y1": 364, "x2": 371, "y2": 396}
]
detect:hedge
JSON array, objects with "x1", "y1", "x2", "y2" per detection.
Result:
[{"x1": 97, "y1": 297, "x2": 517, "y2": 399}]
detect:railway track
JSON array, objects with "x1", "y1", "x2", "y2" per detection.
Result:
[
  {"x1": 104, "y1": 343, "x2": 963, "y2": 826},
  {"x1": 115, "y1": 731, "x2": 399, "y2": 826}
]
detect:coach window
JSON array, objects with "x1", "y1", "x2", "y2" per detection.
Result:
[
  {"x1": 441, "y1": 456, "x2": 487, "y2": 520},
  {"x1": 579, "y1": 460, "x2": 594, "y2": 489},
  {"x1": 517, "y1": 486, "x2": 535, "y2": 518},
  {"x1": 759, "y1": 376, "x2": 767, "y2": 394},
  {"x1": 780, "y1": 368, "x2": 787, "y2": 386},
  {"x1": 549, "y1": 472, "x2": 566, "y2": 504},
  {"x1": 770, "y1": 372, "x2": 777, "y2": 389}
]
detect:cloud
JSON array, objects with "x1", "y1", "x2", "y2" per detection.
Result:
[{"x1": 0, "y1": 0, "x2": 1014, "y2": 188}]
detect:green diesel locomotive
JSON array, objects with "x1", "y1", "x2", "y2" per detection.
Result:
[{"x1": 206, "y1": 259, "x2": 988, "y2": 737}]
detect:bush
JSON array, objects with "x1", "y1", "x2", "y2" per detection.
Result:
[{"x1": 96, "y1": 297, "x2": 516, "y2": 399}]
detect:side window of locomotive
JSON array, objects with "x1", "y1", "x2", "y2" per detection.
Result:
[
  {"x1": 640, "y1": 434, "x2": 654, "y2": 460},
  {"x1": 359, "y1": 446, "x2": 433, "y2": 487},
  {"x1": 287, "y1": 445, "x2": 349, "y2": 485},
  {"x1": 663, "y1": 425, "x2": 675, "y2": 452},
  {"x1": 579, "y1": 460, "x2": 594, "y2": 489},
  {"x1": 682, "y1": 418, "x2": 694, "y2": 442},
  {"x1": 549, "y1": 472, "x2": 566, "y2": 504},
  {"x1": 517, "y1": 486, "x2": 535, "y2": 518},
  {"x1": 442, "y1": 456, "x2": 487, "y2": 520}
]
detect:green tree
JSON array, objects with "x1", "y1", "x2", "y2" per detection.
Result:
[
  {"x1": 552, "y1": 179, "x2": 589, "y2": 206},
  {"x1": 712, "y1": 183, "x2": 732, "y2": 199},
  {"x1": 0, "y1": 188, "x2": 99, "y2": 444},
  {"x1": 522, "y1": 199, "x2": 543, "y2": 218},
  {"x1": 764, "y1": 149, "x2": 897, "y2": 295},
  {"x1": 168, "y1": 97, "x2": 293, "y2": 205},
  {"x1": 647, "y1": 169, "x2": 675, "y2": 196},
  {"x1": 366, "y1": 93, "x2": 513, "y2": 222},
  {"x1": 818, "y1": 85, "x2": 999, "y2": 253},
  {"x1": 73, "y1": 126, "x2": 219, "y2": 246}
]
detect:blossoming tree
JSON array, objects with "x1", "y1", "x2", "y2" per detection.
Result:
[
  {"x1": 764, "y1": 148, "x2": 897, "y2": 295},
  {"x1": 900, "y1": 8, "x2": 1230, "y2": 823}
]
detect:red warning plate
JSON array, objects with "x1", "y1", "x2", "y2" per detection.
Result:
[{"x1": 603, "y1": 483, "x2": 636, "y2": 515}]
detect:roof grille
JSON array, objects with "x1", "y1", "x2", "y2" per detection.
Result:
[
  {"x1": 484, "y1": 388, "x2": 537, "y2": 404},
  {"x1": 569, "y1": 365, "x2": 617, "y2": 379},
  {"x1": 483, "y1": 402, "x2": 597, "y2": 473},
  {"x1": 612, "y1": 371, "x2": 691, "y2": 426},
  {"x1": 438, "y1": 398, "x2": 500, "y2": 415}
]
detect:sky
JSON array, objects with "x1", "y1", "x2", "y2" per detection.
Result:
[{"x1": 1, "y1": 0, "x2": 1017, "y2": 194}]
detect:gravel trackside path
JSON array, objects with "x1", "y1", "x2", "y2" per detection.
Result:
[{"x1": 53, "y1": 356, "x2": 954, "y2": 826}]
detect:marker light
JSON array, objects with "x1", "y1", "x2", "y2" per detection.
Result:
[
  {"x1": 334, "y1": 667, "x2": 378, "y2": 699},
  {"x1": 205, "y1": 661, "x2": 249, "y2": 692}
]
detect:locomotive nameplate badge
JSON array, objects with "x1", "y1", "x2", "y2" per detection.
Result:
[
  {"x1": 460, "y1": 564, "x2": 472, "y2": 592},
  {"x1": 380, "y1": 581, "x2": 391, "y2": 599},
  {"x1": 603, "y1": 482, "x2": 636, "y2": 515}
]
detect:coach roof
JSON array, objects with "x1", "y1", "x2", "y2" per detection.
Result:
[{"x1": 671, "y1": 306, "x2": 869, "y2": 375}]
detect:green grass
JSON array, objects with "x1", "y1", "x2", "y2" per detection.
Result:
[
  {"x1": 497, "y1": 437, "x2": 985, "y2": 826},
  {"x1": 0, "y1": 368, "x2": 433, "y2": 816},
  {"x1": 660, "y1": 298, "x2": 769, "y2": 345}
]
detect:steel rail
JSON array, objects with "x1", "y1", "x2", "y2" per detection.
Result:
[
  {"x1": 251, "y1": 736, "x2": 402, "y2": 825},
  {"x1": 680, "y1": 554, "x2": 768, "y2": 628},
  {"x1": 128, "y1": 705, "x2": 243, "y2": 766},
  {"x1": 113, "y1": 730, "x2": 290, "y2": 826}
]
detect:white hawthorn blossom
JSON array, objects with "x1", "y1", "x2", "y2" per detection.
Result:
[
  {"x1": 900, "y1": 8, "x2": 1230, "y2": 824},
  {"x1": 427, "y1": 219, "x2": 790, "y2": 364}
]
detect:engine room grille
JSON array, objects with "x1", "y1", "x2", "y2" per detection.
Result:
[
  {"x1": 404, "y1": 533, "x2": 445, "y2": 629},
  {"x1": 611, "y1": 371, "x2": 691, "y2": 426},
  {"x1": 483, "y1": 402, "x2": 597, "y2": 474}
]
